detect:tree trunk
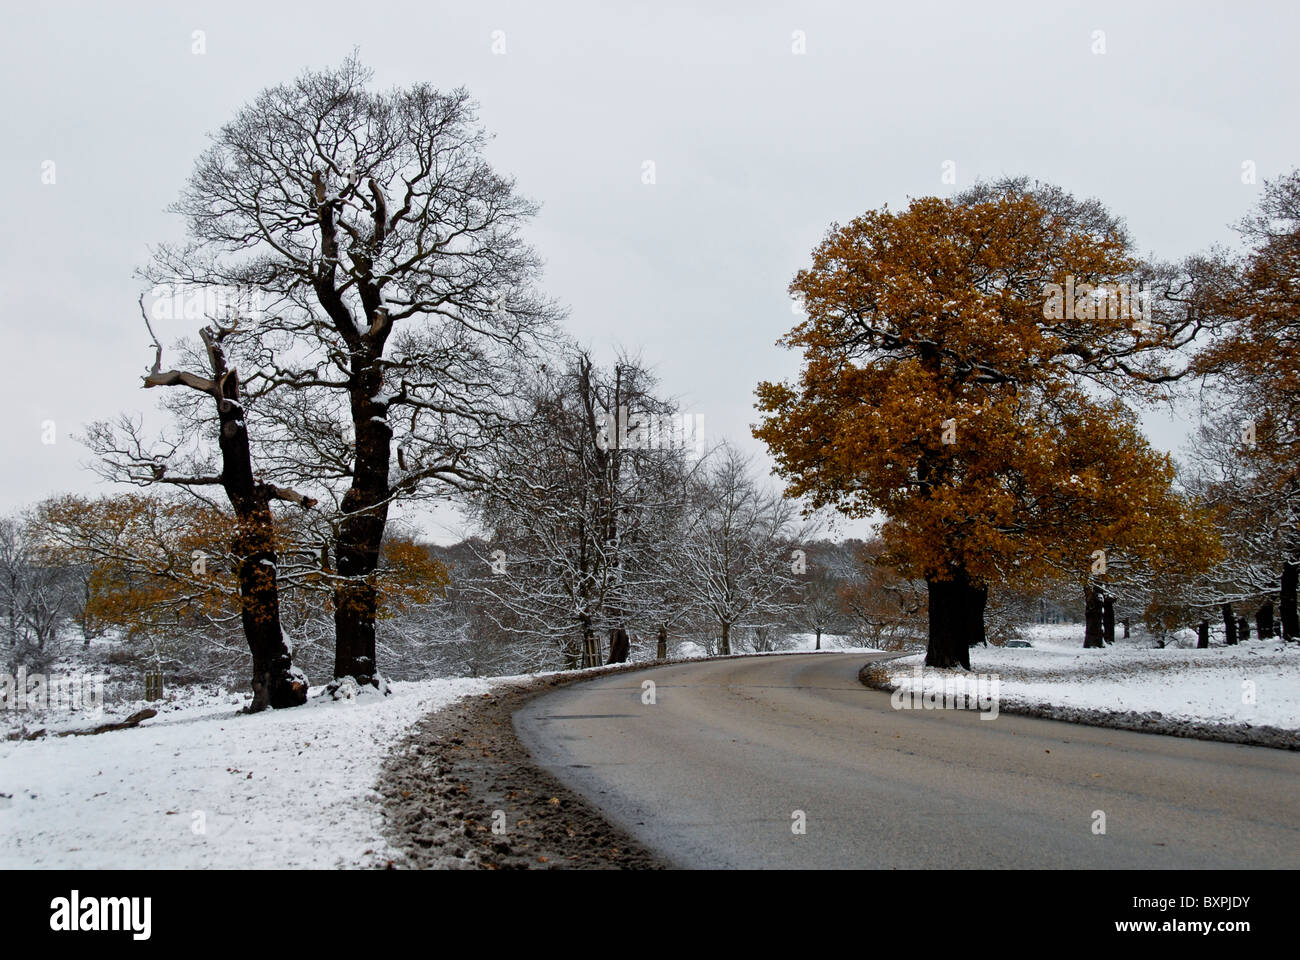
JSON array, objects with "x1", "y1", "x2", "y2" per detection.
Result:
[
  {"x1": 1197, "y1": 618, "x2": 1209, "y2": 649},
  {"x1": 924, "y1": 568, "x2": 982, "y2": 668},
  {"x1": 1102, "y1": 594, "x2": 1115, "y2": 645},
  {"x1": 719, "y1": 621, "x2": 731, "y2": 657},
  {"x1": 606, "y1": 627, "x2": 629, "y2": 664},
  {"x1": 145, "y1": 326, "x2": 310, "y2": 710},
  {"x1": 815, "y1": 627, "x2": 822, "y2": 651},
  {"x1": 1256, "y1": 601, "x2": 1275, "y2": 639},
  {"x1": 1122, "y1": 618, "x2": 1130, "y2": 639},
  {"x1": 332, "y1": 364, "x2": 393, "y2": 686},
  {"x1": 1281, "y1": 562, "x2": 1299, "y2": 640},
  {"x1": 1221, "y1": 603, "x2": 1237, "y2": 645},
  {"x1": 236, "y1": 514, "x2": 302, "y2": 710},
  {"x1": 656, "y1": 623, "x2": 667, "y2": 661},
  {"x1": 213, "y1": 370, "x2": 308, "y2": 711},
  {"x1": 1083, "y1": 584, "x2": 1105, "y2": 648}
]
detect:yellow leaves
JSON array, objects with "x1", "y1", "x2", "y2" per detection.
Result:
[{"x1": 376, "y1": 537, "x2": 449, "y2": 614}]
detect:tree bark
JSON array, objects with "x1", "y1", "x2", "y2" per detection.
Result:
[
  {"x1": 924, "y1": 568, "x2": 982, "y2": 668},
  {"x1": 656, "y1": 623, "x2": 667, "y2": 661},
  {"x1": 1122, "y1": 618, "x2": 1130, "y2": 639},
  {"x1": 235, "y1": 510, "x2": 302, "y2": 710},
  {"x1": 1197, "y1": 618, "x2": 1209, "y2": 649},
  {"x1": 815, "y1": 626, "x2": 822, "y2": 651},
  {"x1": 213, "y1": 372, "x2": 309, "y2": 711},
  {"x1": 332, "y1": 351, "x2": 393, "y2": 687},
  {"x1": 1221, "y1": 603, "x2": 1238, "y2": 646},
  {"x1": 1281, "y1": 562, "x2": 1299, "y2": 640},
  {"x1": 606, "y1": 627, "x2": 629, "y2": 664},
  {"x1": 1102, "y1": 594, "x2": 1115, "y2": 645},
  {"x1": 145, "y1": 323, "x2": 309, "y2": 711},
  {"x1": 719, "y1": 621, "x2": 731, "y2": 657},
  {"x1": 1083, "y1": 584, "x2": 1105, "y2": 648}
]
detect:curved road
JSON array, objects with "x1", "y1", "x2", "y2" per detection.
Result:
[{"x1": 513, "y1": 652, "x2": 1300, "y2": 868}]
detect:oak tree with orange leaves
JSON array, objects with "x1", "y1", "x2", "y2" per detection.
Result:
[{"x1": 755, "y1": 178, "x2": 1218, "y2": 667}]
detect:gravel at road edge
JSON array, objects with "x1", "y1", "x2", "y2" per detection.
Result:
[{"x1": 376, "y1": 663, "x2": 674, "y2": 870}]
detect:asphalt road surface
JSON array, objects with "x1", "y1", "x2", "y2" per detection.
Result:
[{"x1": 513, "y1": 652, "x2": 1300, "y2": 868}]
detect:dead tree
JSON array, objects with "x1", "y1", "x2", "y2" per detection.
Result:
[{"x1": 136, "y1": 305, "x2": 313, "y2": 710}]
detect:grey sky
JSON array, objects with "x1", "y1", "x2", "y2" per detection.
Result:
[{"x1": 2, "y1": 1, "x2": 1297, "y2": 541}]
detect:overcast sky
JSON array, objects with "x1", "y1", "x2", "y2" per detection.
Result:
[{"x1": 2, "y1": 1, "x2": 1297, "y2": 541}]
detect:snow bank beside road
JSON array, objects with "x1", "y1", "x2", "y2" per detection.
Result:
[
  {"x1": 0, "y1": 677, "x2": 497, "y2": 869},
  {"x1": 881, "y1": 624, "x2": 1300, "y2": 734}
]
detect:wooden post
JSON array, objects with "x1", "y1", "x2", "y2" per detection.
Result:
[
  {"x1": 581, "y1": 629, "x2": 601, "y2": 668},
  {"x1": 144, "y1": 671, "x2": 163, "y2": 701}
]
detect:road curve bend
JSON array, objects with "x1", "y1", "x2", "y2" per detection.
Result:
[{"x1": 512, "y1": 652, "x2": 1299, "y2": 869}]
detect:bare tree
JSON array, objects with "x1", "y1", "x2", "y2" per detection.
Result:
[
  {"x1": 0, "y1": 513, "x2": 76, "y2": 672},
  {"x1": 85, "y1": 306, "x2": 314, "y2": 710},
  {"x1": 796, "y1": 540, "x2": 854, "y2": 650},
  {"x1": 672, "y1": 446, "x2": 803, "y2": 656},
  {"x1": 136, "y1": 56, "x2": 560, "y2": 686},
  {"x1": 464, "y1": 350, "x2": 695, "y2": 669},
  {"x1": 1177, "y1": 406, "x2": 1299, "y2": 640}
]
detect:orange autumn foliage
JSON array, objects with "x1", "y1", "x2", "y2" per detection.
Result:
[
  {"x1": 34, "y1": 493, "x2": 450, "y2": 637},
  {"x1": 755, "y1": 185, "x2": 1219, "y2": 596}
]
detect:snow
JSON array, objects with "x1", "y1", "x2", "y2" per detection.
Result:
[
  {"x1": 882, "y1": 623, "x2": 1300, "y2": 731},
  {"x1": 667, "y1": 632, "x2": 877, "y2": 659},
  {"x1": 5, "y1": 624, "x2": 1293, "y2": 869},
  {"x1": 0, "y1": 677, "x2": 498, "y2": 868}
]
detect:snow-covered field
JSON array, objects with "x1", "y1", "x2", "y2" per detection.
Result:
[
  {"x1": 883, "y1": 624, "x2": 1300, "y2": 731},
  {"x1": 0, "y1": 677, "x2": 498, "y2": 869}
]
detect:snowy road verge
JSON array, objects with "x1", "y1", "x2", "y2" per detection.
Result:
[
  {"x1": 0, "y1": 677, "x2": 498, "y2": 868},
  {"x1": 859, "y1": 624, "x2": 1300, "y2": 750}
]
